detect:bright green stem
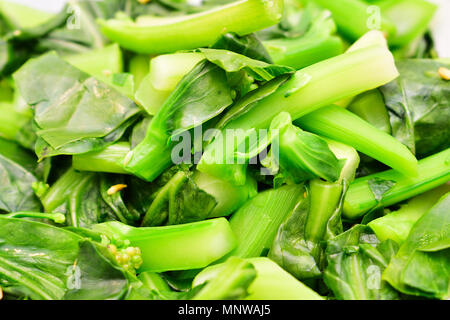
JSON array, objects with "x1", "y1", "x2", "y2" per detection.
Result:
[
  {"x1": 91, "y1": 218, "x2": 237, "y2": 272},
  {"x1": 130, "y1": 55, "x2": 217, "y2": 182},
  {"x1": 0, "y1": 101, "x2": 30, "y2": 141},
  {"x1": 40, "y1": 168, "x2": 94, "y2": 212},
  {"x1": 135, "y1": 53, "x2": 204, "y2": 115},
  {"x1": 272, "y1": 112, "x2": 343, "y2": 183},
  {"x1": 193, "y1": 257, "x2": 324, "y2": 300},
  {"x1": 305, "y1": 180, "x2": 343, "y2": 244},
  {"x1": 123, "y1": 133, "x2": 173, "y2": 182},
  {"x1": 225, "y1": 184, "x2": 304, "y2": 259},
  {"x1": 310, "y1": 0, "x2": 396, "y2": 41},
  {"x1": 325, "y1": 139, "x2": 360, "y2": 183},
  {"x1": 99, "y1": 0, "x2": 283, "y2": 54},
  {"x1": 226, "y1": 45, "x2": 398, "y2": 131},
  {"x1": 305, "y1": 140, "x2": 359, "y2": 257},
  {"x1": 347, "y1": 89, "x2": 391, "y2": 134},
  {"x1": 128, "y1": 54, "x2": 150, "y2": 88},
  {"x1": 64, "y1": 43, "x2": 123, "y2": 81},
  {"x1": 139, "y1": 272, "x2": 171, "y2": 292},
  {"x1": 135, "y1": 76, "x2": 170, "y2": 116},
  {"x1": 368, "y1": 183, "x2": 450, "y2": 245},
  {"x1": 264, "y1": 36, "x2": 344, "y2": 70},
  {"x1": 72, "y1": 142, "x2": 130, "y2": 174},
  {"x1": 193, "y1": 171, "x2": 257, "y2": 218},
  {"x1": 379, "y1": 0, "x2": 437, "y2": 47},
  {"x1": 199, "y1": 45, "x2": 398, "y2": 184},
  {"x1": 295, "y1": 105, "x2": 418, "y2": 176},
  {"x1": 343, "y1": 149, "x2": 450, "y2": 219},
  {"x1": 192, "y1": 256, "x2": 256, "y2": 300},
  {"x1": 2, "y1": 211, "x2": 66, "y2": 224}
]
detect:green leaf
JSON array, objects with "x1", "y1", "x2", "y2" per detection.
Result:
[
  {"x1": 380, "y1": 59, "x2": 450, "y2": 158},
  {"x1": 141, "y1": 170, "x2": 217, "y2": 227},
  {"x1": 211, "y1": 32, "x2": 273, "y2": 63},
  {"x1": 61, "y1": 173, "x2": 117, "y2": 228},
  {"x1": 63, "y1": 241, "x2": 130, "y2": 300},
  {"x1": 324, "y1": 225, "x2": 400, "y2": 300},
  {"x1": 3, "y1": 211, "x2": 65, "y2": 224},
  {"x1": 194, "y1": 257, "x2": 324, "y2": 300},
  {"x1": 99, "y1": 174, "x2": 141, "y2": 226},
  {"x1": 269, "y1": 178, "x2": 347, "y2": 280},
  {"x1": 152, "y1": 60, "x2": 233, "y2": 138},
  {"x1": 130, "y1": 117, "x2": 152, "y2": 148},
  {"x1": 35, "y1": 115, "x2": 139, "y2": 160},
  {"x1": 383, "y1": 192, "x2": 450, "y2": 299},
  {"x1": 268, "y1": 188, "x2": 322, "y2": 279},
  {"x1": 0, "y1": 40, "x2": 27, "y2": 77},
  {"x1": 257, "y1": 0, "x2": 317, "y2": 40},
  {"x1": 125, "y1": 60, "x2": 234, "y2": 181},
  {"x1": 272, "y1": 112, "x2": 343, "y2": 183},
  {"x1": 0, "y1": 139, "x2": 41, "y2": 213},
  {"x1": 39, "y1": 168, "x2": 127, "y2": 227},
  {"x1": 368, "y1": 184, "x2": 450, "y2": 245},
  {"x1": 198, "y1": 48, "x2": 293, "y2": 82},
  {"x1": 0, "y1": 217, "x2": 129, "y2": 300},
  {"x1": 192, "y1": 256, "x2": 257, "y2": 300},
  {"x1": 193, "y1": 170, "x2": 257, "y2": 218},
  {"x1": 215, "y1": 74, "x2": 291, "y2": 132},
  {"x1": 262, "y1": 2, "x2": 344, "y2": 70},
  {"x1": 225, "y1": 184, "x2": 305, "y2": 259},
  {"x1": 13, "y1": 52, "x2": 141, "y2": 159},
  {"x1": 368, "y1": 177, "x2": 396, "y2": 202}
]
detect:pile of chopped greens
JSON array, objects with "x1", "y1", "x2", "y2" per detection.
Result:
[{"x1": 0, "y1": 0, "x2": 448, "y2": 300}]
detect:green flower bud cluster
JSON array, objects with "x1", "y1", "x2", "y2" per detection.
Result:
[{"x1": 103, "y1": 236, "x2": 143, "y2": 272}]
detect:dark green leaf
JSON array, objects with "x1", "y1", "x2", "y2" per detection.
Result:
[
  {"x1": 272, "y1": 112, "x2": 343, "y2": 183},
  {"x1": 383, "y1": 192, "x2": 450, "y2": 299},
  {"x1": 215, "y1": 75, "x2": 291, "y2": 132},
  {"x1": 150, "y1": 60, "x2": 233, "y2": 138},
  {"x1": 63, "y1": 241, "x2": 129, "y2": 300},
  {"x1": 0, "y1": 217, "x2": 129, "y2": 300},
  {"x1": 192, "y1": 256, "x2": 257, "y2": 300},
  {"x1": 380, "y1": 59, "x2": 450, "y2": 158},
  {"x1": 198, "y1": 48, "x2": 293, "y2": 82},
  {"x1": 211, "y1": 32, "x2": 273, "y2": 63},
  {"x1": 324, "y1": 225, "x2": 400, "y2": 300},
  {"x1": 39, "y1": 168, "x2": 124, "y2": 227},
  {"x1": 268, "y1": 187, "x2": 322, "y2": 279},
  {"x1": 0, "y1": 40, "x2": 28, "y2": 76},
  {"x1": 269, "y1": 178, "x2": 346, "y2": 281},
  {"x1": 256, "y1": 0, "x2": 311, "y2": 40},
  {"x1": 100, "y1": 174, "x2": 141, "y2": 225},
  {"x1": 130, "y1": 116, "x2": 152, "y2": 148},
  {"x1": 0, "y1": 139, "x2": 41, "y2": 213},
  {"x1": 14, "y1": 52, "x2": 140, "y2": 159},
  {"x1": 141, "y1": 170, "x2": 217, "y2": 227},
  {"x1": 368, "y1": 177, "x2": 396, "y2": 202}
]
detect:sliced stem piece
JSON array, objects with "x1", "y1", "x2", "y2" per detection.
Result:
[
  {"x1": 295, "y1": 105, "x2": 418, "y2": 176},
  {"x1": 343, "y1": 149, "x2": 450, "y2": 219},
  {"x1": 225, "y1": 184, "x2": 304, "y2": 259},
  {"x1": 90, "y1": 218, "x2": 237, "y2": 272},
  {"x1": 72, "y1": 142, "x2": 130, "y2": 174},
  {"x1": 99, "y1": 0, "x2": 283, "y2": 54}
]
